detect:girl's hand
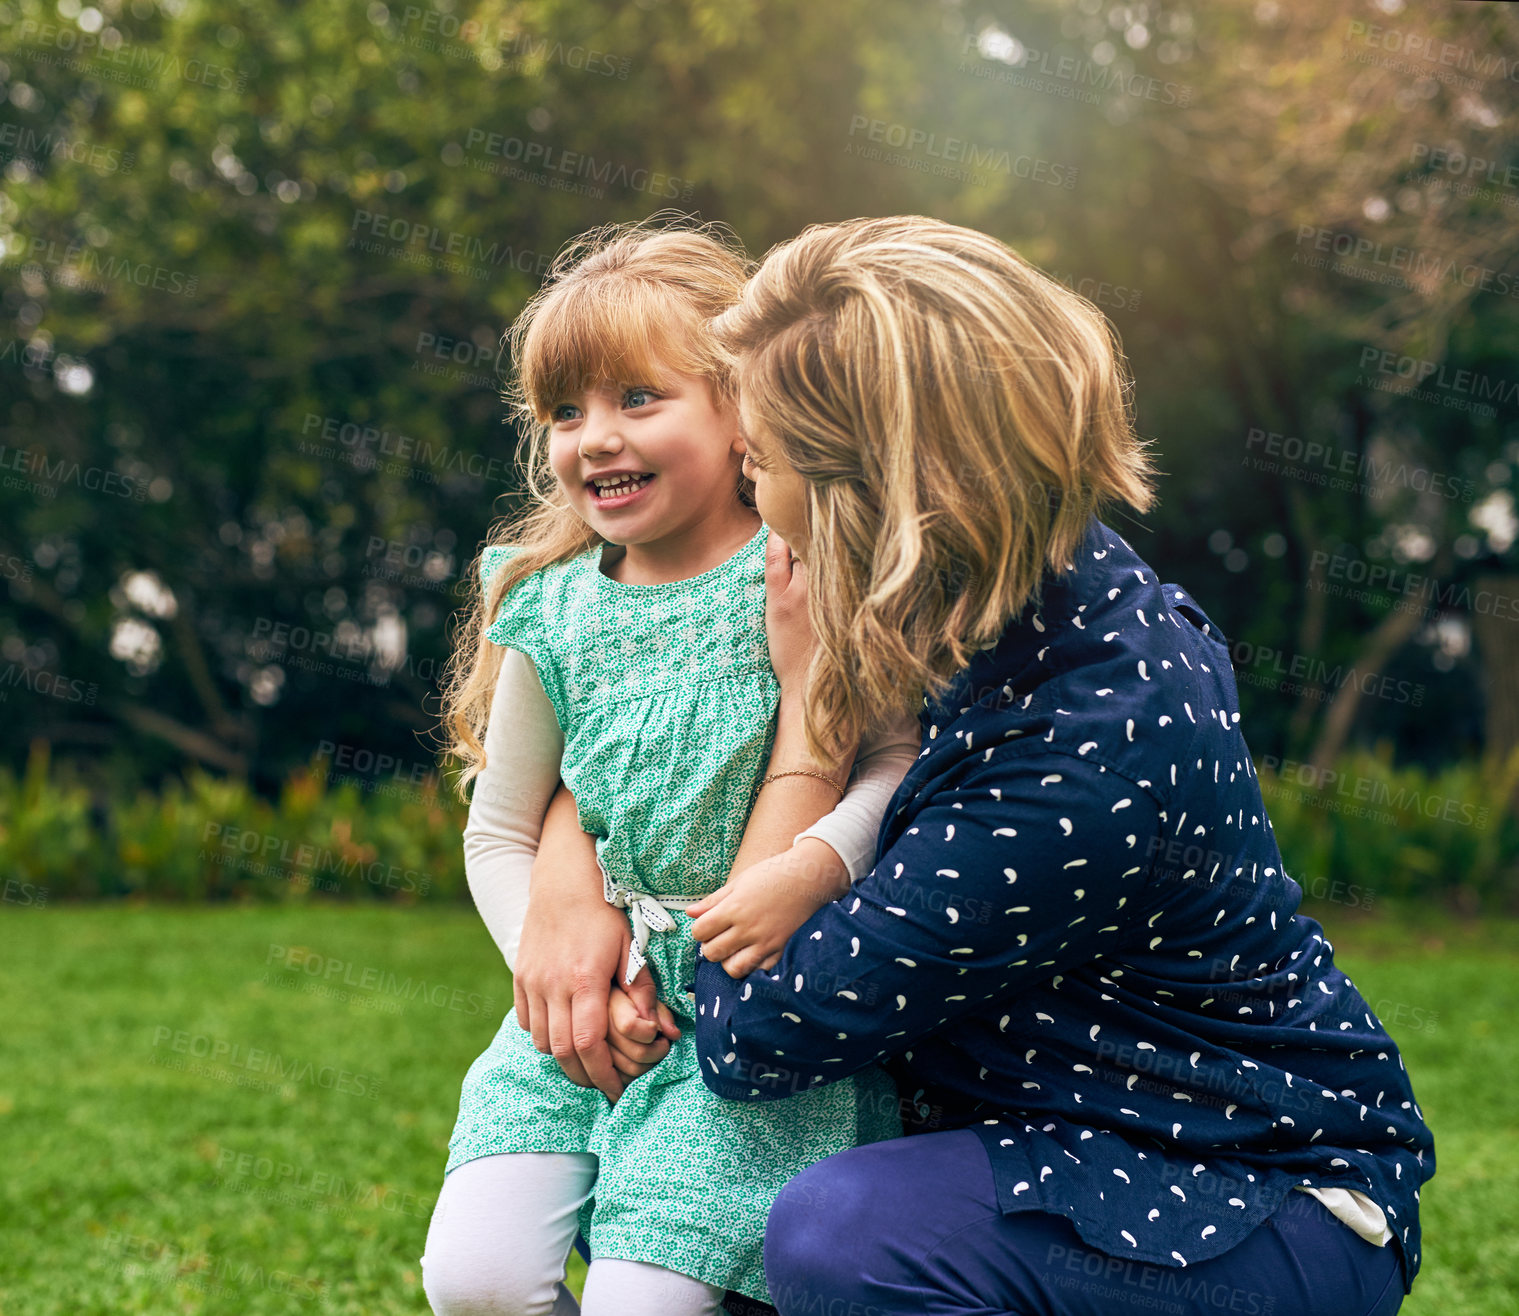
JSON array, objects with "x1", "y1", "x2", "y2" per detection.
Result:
[
  {"x1": 688, "y1": 838, "x2": 851, "y2": 979},
  {"x1": 605, "y1": 970, "x2": 682, "y2": 1092},
  {"x1": 763, "y1": 531, "x2": 819, "y2": 696}
]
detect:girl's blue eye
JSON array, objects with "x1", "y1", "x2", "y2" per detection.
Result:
[
  {"x1": 624, "y1": 387, "x2": 656, "y2": 409},
  {"x1": 551, "y1": 402, "x2": 581, "y2": 423}
]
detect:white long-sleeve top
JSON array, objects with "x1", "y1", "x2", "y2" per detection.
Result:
[{"x1": 462, "y1": 646, "x2": 922, "y2": 973}]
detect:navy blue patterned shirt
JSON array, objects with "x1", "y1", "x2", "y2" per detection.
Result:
[{"x1": 693, "y1": 517, "x2": 1433, "y2": 1290}]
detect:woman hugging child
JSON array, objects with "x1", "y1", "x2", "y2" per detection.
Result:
[{"x1": 422, "y1": 219, "x2": 919, "y2": 1316}]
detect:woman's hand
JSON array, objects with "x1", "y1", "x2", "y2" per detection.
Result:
[
  {"x1": 763, "y1": 530, "x2": 820, "y2": 696},
  {"x1": 514, "y1": 782, "x2": 632, "y2": 1103},
  {"x1": 605, "y1": 969, "x2": 682, "y2": 1090}
]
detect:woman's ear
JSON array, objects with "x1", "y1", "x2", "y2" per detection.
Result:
[{"x1": 731, "y1": 393, "x2": 760, "y2": 457}]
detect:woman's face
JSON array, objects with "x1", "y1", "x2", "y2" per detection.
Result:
[{"x1": 738, "y1": 402, "x2": 811, "y2": 559}]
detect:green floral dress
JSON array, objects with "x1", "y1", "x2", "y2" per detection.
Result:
[{"x1": 445, "y1": 524, "x2": 901, "y2": 1302}]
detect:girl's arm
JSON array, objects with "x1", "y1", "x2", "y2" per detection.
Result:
[
  {"x1": 686, "y1": 538, "x2": 921, "y2": 976},
  {"x1": 791, "y1": 713, "x2": 922, "y2": 882},
  {"x1": 464, "y1": 647, "x2": 634, "y2": 1102},
  {"x1": 686, "y1": 709, "x2": 921, "y2": 976},
  {"x1": 461, "y1": 646, "x2": 564, "y2": 971},
  {"x1": 602, "y1": 711, "x2": 920, "y2": 1079},
  {"x1": 721, "y1": 534, "x2": 864, "y2": 877},
  {"x1": 511, "y1": 670, "x2": 866, "y2": 1090}
]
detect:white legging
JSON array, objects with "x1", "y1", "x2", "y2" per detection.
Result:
[{"x1": 421, "y1": 1152, "x2": 727, "y2": 1316}]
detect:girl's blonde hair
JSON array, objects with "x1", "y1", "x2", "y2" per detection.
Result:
[
  {"x1": 710, "y1": 214, "x2": 1157, "y2": 764},
  {"x1": 442, "y1": 216, "x2": 753, "y2": 796}
]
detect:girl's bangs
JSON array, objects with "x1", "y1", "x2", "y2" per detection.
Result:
[{"x1": 521, "y1": 277, "x2": 707, "y2": 420}]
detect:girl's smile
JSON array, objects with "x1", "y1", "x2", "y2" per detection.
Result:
[
  {"x1": 547, "y1": 371, "x2": 756, "y2": 582},
  {"x1": 585, "y1": 470, "x2": 658, "y2": 507}
]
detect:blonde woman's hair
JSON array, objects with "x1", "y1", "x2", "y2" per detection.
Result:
[
  {"x1": 711, "y1": 214, "x2": 1157, "y2": 764},
  {"x1": 441, "y1": 215, "x2": 753, "y2": 797}
]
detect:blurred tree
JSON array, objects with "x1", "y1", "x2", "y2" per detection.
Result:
[{"x1": 0, "y1": 0, "x2": 1514, "y2": 796}]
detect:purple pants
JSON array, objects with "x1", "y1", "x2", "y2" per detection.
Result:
[{"x1": 763, "y1": 1129, "x2": 1407, "y2": 1316}]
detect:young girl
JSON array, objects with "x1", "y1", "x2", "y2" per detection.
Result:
[{"x1": 423, "y1": 220, "x2": 918, "y2": 1316}]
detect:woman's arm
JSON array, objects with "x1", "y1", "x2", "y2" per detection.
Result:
[
  {"x1": 517, "y1": 786, "x2": 655, "y2": 1101},
  {"x1": 599, "y1": 713, "x2": 921, "y2": 1077},
  {"x1": 693, "y1": 751, "x2": 1163, "y2": 1099},
  {"x1": 462, "y1": 647, "x2": 634, "y2": 1101}
]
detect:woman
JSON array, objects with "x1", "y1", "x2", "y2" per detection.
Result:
[{"x1": 516, "y1": 215, "x2": 1432, "y2": 1316}]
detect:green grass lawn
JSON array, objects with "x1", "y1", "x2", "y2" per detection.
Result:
[{"x1": 1, "y1": 904, "x2": 1515, "y2": 1314}]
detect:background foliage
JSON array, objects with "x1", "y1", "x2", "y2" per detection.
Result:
[
  {"x1": 3, "y1": 8, "x2": 1516, "y2": 1310},
  {"x1": 1, "y1": 0, "x2": 1517, "y2": 894}
]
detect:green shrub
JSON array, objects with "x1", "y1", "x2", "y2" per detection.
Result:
[
  {"x1": 0, "y1": 742, "x2": 469, "y2": 904},
  {"x1": 1259, "y1": 745, "x2": 1519, "y2": 913},
  {"x1": 4, "y1": 741, "x2": 1515, "y2": 910}
]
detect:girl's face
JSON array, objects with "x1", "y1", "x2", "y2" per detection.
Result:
[
  {"x1": 547, "y1": 370, "x2": 748, "y2": 548},
  {"x1": 738, "y1": 404, "x2": 811, "y2": 559}
]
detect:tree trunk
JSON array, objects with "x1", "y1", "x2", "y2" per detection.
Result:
[
  {"x1": 1307, "y1": 600, "x2": 1426, "y2": 775},
  {"x1": 1471, "y1": 573, "x2": 1519, "y2": 775}
]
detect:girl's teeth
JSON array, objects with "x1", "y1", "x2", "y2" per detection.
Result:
[{"x1": 594, "y1": 475, "x2": 652, "y2": 496}]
